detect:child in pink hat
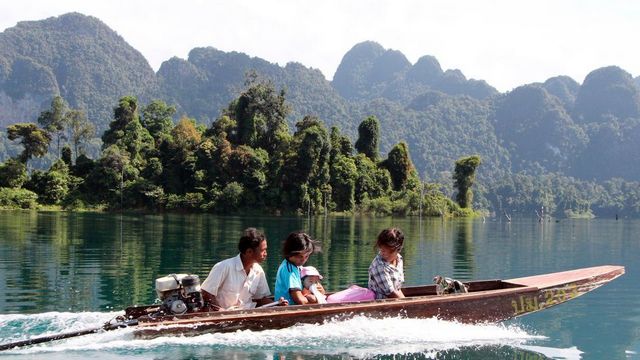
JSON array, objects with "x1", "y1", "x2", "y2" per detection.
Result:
[{"x1": 300, "y1": 266, "x2": 327, "y2": 304}]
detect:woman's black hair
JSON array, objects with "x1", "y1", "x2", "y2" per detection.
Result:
[
  {"x1": 375, "y1": 228, "x2": 404, "y2": 251},
  {"x1": 282, "y1": 231, "x2": 320, "y2": 258}
]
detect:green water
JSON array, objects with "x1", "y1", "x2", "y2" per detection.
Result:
[{"x1": 0, "y1": 211, "x2": 638, "y2": 359}]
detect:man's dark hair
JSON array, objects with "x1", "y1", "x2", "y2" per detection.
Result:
[
  {"x1": 282, "y1": 231, "x2": 320, "y2": 258},
  {"x1": 375, "y1": 228, "x2": 404, "y2": 251},
  {"x1": 238, "y1": 228, "x2": 266, "y2": 254}
]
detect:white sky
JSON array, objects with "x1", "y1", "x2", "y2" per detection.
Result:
[{"x1": 1, "y1": 0, "x2": 638, "y2": 92}]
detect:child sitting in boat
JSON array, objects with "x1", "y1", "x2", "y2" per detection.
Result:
[
  {"x1": 275, "y1": 232, "x2": 321, "y2": 305},
  {"x1": 300, "y1": 266, "x2": 327, "y2": 304},
  {"x1": 301, "y1": 266, "x2": 375, "y2": 304},
  {"x1": 368, "y1": 228, "x2": 405, "y2": 299}
]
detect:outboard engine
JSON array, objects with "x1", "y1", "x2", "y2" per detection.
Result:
[{"x1": 155, "y1": 274, "x2": 204, "y2": 314}]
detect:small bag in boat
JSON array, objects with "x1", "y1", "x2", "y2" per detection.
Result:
[
  {"x1": 326, "y1": 285, "x2": 375, "y2": 303},
  {"x1": 433, "y1": 275, "x2": 469, "y2": 295}
]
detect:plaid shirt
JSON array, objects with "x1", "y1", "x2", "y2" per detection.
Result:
[{"x1": 368, "y1": 253, "x2": 404, "y2": 299}]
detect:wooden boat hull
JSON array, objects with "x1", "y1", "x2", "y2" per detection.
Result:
[{"x1": 129, "y1": 265, "x2": 624, "y2": 338}]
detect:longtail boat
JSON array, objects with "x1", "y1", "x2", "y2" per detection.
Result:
[
  {"x1": 0, "y1": 265, "x2": 624, "y2": 350},
  {"x1": 128, "y1": 265, "x2": 624, "y2": 338}
]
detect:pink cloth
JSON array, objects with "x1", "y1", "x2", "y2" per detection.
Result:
[{"x1": 326, "y1": 285, "x2": 375, "y2": 303}]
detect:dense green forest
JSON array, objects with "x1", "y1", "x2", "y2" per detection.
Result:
[
  {"x1": 1, "y1": 13, "x2": 640, "y2": 217},
  {"x1": 0, "y1": 80, "x2": 481, "y2": 216}
]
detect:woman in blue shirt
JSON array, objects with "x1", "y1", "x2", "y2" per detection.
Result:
[{"x1": 275, "y1": 232, "x2": 320, "y2": 305}]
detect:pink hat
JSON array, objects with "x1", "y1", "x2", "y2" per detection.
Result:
[{"x1": 300, "y1": 266, "x2": 323, "y2": 279}]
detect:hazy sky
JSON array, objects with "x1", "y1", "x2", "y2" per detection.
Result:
[{"x1": 1, "y1": 0, "x2": 638, "y2": 92}]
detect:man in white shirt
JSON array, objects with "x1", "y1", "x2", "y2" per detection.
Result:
[{"x1": 201, "y1": 228, "x2": 283, "y2": 310}]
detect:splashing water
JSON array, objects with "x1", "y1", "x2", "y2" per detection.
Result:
[{"x1": 0, "y1": 312, "x2": 555, "y2": 359}]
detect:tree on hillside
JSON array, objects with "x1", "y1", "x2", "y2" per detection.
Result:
[
  {"x1": 355, "y1": 115, "x2": 380, "y2": 161},
  {"x1": 282, "y1": 116, "x2": 331, "y2": 211},
  {"x1": 329, "y1": 154, "x2": 357, "y2": 211},
  {"x1": 382, "y1": 141, "x2": 416, "y2": 191},
  {"x1": 353, "y1": 153, "x2": 391, "y2": 204},
  {"x1": 7, "y1": 123, "x2": 51, "y2": 164},
  {"x1": 234, "y1": 77, "x2": 290, "y2": 152},
  {"x1": 25, "y1": 159, "x2": 71, "y2": 205},
  {"x1": 159, "y1": 117, "x2": 202, "y2": 194},
  {"x1": 66, "y1": 109, "x2": 95, "y2": 161},
  {"x1": 453, "y1": 155, "x2": 482, "y2": 209},
  {"x1": 37, "y1": 96, "x2": 68, "y2": 158},
  {"x1": 142, "y1": 100, "x2": 176, "y2": 143},
  {"x1": 329, "y1": 126, "x2": 353, "y2": 163},
  {"x1": 102, "y1": 96, "x2": 154, "y2": 169}
]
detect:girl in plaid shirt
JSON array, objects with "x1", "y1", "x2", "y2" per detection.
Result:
[{"x1": 368, "y1": 228, "x2": 405, "y2": 299}]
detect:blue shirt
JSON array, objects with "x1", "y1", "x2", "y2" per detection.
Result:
[{"x1": 275, "y1": 259, "x2": 302, "y2": 305}]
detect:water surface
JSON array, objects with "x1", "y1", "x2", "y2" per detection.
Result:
[{"x1": 0, "y1": 211, "x2": 638, "y2": 359}]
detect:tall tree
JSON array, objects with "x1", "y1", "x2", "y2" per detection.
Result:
[
  {"x1": 37, "y1": 96, "x2": 68, "y2": 158},
  {"x1": 67, "y1": 109, "x2": 95, "y2": 161},
  {"x1": 281, "y1": 116, "x2": 331, "y2": 210},
  {"x1": 329, "y1": 126, "x2": 353, "y2": 163},
  {"x1": 329, "y1": 154, "x2": 357, "y2": 211},
  {"x1": 234, "y1": 78, "x2": 290, "y2": 152},
  {"x1": 159, "y1": 117, "x2": 202, "y2": 194},
  {"x1": 102, "y1": 96, "x2": 154, "y2": 169},
  {"x1": 142, "y1": 100, "x2": 176, "y2": 143},
  {"x1": 453, "y1": 155, "x2": 482, "y2": 209},
  {"x1": 354, "y1": 115, "x2": 380, "y2": 161},
  {"x1": 7, "y1": 123, "x2": 51, "y2": 164},
  {"x1": 383, "y1": 141, "x2": 416, "y2": 191}
]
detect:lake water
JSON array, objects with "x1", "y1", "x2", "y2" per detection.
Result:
[{"x1": 0, "y1": 211, "x2": 638, "y2": 359}]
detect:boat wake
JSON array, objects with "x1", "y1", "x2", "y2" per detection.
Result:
[{"x1": 0, "y1": 311, "x2": 581, "y2": 359}]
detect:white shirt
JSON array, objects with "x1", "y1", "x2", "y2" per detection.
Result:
[{"x1": 200, "y1": 254, "x2": 271, "y2": 310}]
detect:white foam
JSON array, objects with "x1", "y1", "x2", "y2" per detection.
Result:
[
  {"x1": 518, "y1": 345, "x2": 583, "y2": 360},
  {"x1": 0, "y1": 311, "x2": 122, "y2": 341},
  {"x1": 2, "y1": 314, "x2": 545, "y2": 357}
]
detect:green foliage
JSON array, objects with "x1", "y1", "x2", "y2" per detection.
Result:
[
  {"x1": 5, "y1": 15, "x2": 640, "y2": 218},
  {"x1": 61, "y1": 145, "x2": 72, "y2": 165},
  {"x1": 282, "y1": 116, "x2": 331, "y2": 211},
  {"x1": 0, "y1": 12, "x2": 159, "y2": 133},
  {"x1": 37, "y1": 96, "x2": 68, "y2": 157},
  {"x1": 142, "y1": 100, "x2": 176, "y2": 143},
  {"x1": 485, "y1": 173, "x2": 640, "y2": 217},
  {"x1": 0, "y1": 158, "x2": 27, "y2": 188},
  {"x1": 329, "y1": 155, "x2": 357, "y2": 211},
  {"x1": 218, "y1": 182, "x2": 244, "y2": 212},
  {"x1": 0, "y1": 187, "x2": 38, "y2": 209},
  {"x1": 83, "y1": 145, "x2": 130, "y2": 204},
  {"x1": 11, "y1": 57, "x2": 640, "y2": 217},
  {"x1": 354, "y1": 115, "x2": 380, "y2": 161},
  {"x1": 494, "y1": 85, "x2": 587, "y2": 172},
  {"x1": 7, "y1": 123, "x2": 51, "y2": 163},
  {"x1": 25, "y1": 159, "x2": 70, "y2": 205},
  {"x1": 353, "y1": 154, "x2": 391, "y2": 205},
  {"x1": 66, "y1": 109, "x2": 94, "y2": 160},
  {"x1": 102, "y1": 96, "x2": 154, "y2": 172},
  {"x1": 573, "y1": 66, "x2": 640, "y2": 124},
  {"x1": 382, "y1": 141, "x2": 417, "y2": 191},
  {"x1": 453, "y1": 155, "x2": 482, "y2": 209},
  {"x1": 329, "y1": 126, "x2": 353, "y2": 162},
  {"x1": 234, "y1": 77, "x2": 290, "y2": 152}
]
